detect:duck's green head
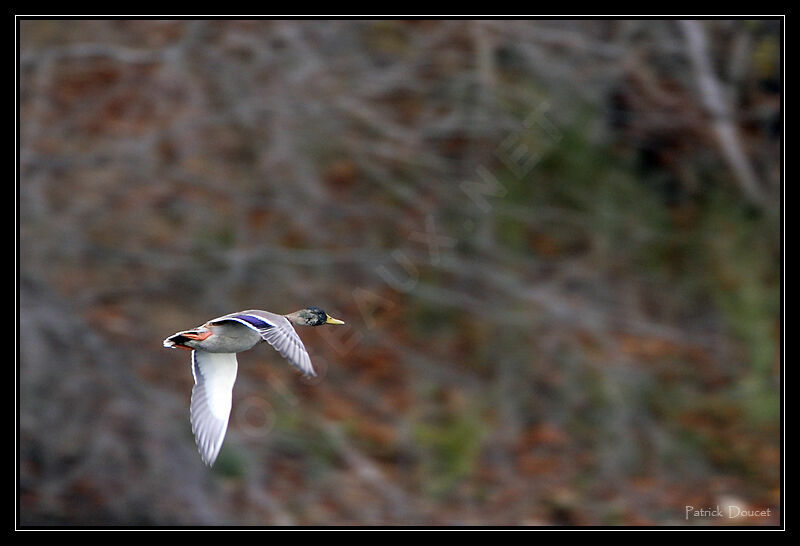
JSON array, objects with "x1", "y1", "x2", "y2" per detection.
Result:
[{"x1": 295, "y1": 307, "x2": 346, "y2": 326}]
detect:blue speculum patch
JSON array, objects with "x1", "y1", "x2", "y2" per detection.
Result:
[{"x1": 234, "y1": 314, "x2": 272, "y2": 329}]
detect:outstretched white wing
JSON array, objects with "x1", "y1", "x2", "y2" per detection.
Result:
[{"x1": 190, "y1": 350, "x2": 238, "y2": 466}]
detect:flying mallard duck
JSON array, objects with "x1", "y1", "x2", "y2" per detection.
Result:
[{"x1": 163, "y1": 307, "x2": 345, "y2": 466}]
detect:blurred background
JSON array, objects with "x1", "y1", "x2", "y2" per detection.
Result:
[{"x1": 18, "y1": 19, "x2": 781, "y2": 526}]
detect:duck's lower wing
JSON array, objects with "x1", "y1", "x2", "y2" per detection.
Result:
[{"x1": 190, "y1": 350, "x2": 238, "y2": 466}]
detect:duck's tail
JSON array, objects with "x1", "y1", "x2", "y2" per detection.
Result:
[{"x1": 163, "y1": 329, "x2": 205, "y2": 349}]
